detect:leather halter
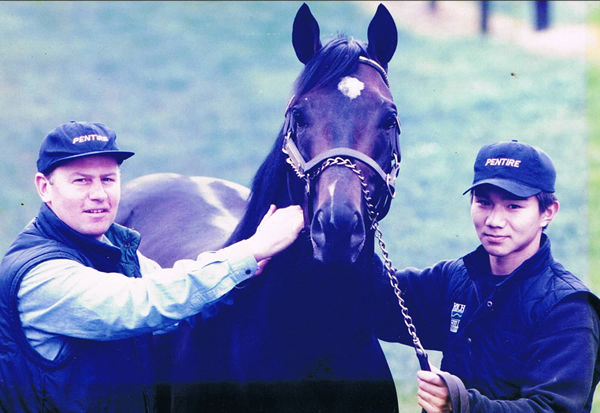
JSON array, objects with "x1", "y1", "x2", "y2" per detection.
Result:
[{"x1": 282, "y1": 56, "x2": 401, "y2": 222}]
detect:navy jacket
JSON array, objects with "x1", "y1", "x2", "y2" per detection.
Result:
[
  {"x1": 390, "y1": 234, "x2": 600, "y2": 412},
  {"x1": 0, "y1": 204, "x2": 154, "y2": 413}
]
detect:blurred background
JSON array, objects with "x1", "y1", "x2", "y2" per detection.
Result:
[{"x1": 0, "y1": 1, "x2": 597, "y2": 410}]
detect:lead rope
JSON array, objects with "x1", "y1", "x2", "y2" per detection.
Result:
[
  {"x1": 287, "y1": 155, "x2": 430, "y2": 371},
  {"x1": 370, "y1": 206, "x2": 431, "y2": 371}
]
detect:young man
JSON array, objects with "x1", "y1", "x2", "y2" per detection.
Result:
[
  {"x1": 392, "y1": 140, "x2": 600, "y2": 412},
  {"x1": 0, "y1": 121, "x2": 304, "y2": 412}
]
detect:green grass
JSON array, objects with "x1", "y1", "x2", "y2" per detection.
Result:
[
  {"x1": 0, "y1": 1, "x2": 593, "y2": 411},
  {"x1": 587, "y1": 3, "x2": 600, "y2": 412},
  {"x1": 588, "y1": 3, "x2": 600, "y2": 295}
]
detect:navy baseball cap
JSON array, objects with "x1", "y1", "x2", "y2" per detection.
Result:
[
  {"x1": 463, "y1": 140, "x2": 556, "y2": 197},
  {"x1": 37, "y1": 121, "x2": 134, "y2": 174}
]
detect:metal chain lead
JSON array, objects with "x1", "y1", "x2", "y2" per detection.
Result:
[{"x1": 287, "y1": 155, "x2": 429, "y2": 366}]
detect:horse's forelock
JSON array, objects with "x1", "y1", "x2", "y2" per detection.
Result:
[{"x1": 294, "y1": 37, "x2": 368, "y2": 96}]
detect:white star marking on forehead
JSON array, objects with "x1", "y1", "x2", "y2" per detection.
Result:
[{"x1": 338, "y1": 76, "x2": 364, "y2": 99}]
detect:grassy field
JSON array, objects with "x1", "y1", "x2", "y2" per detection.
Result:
[
  {"x1": 588, "y1": 3, "x2": 600, "y2": 297},
  {"x1": 0, "y1": 1, "x2": 594, "y2": 411},
  {"x1": 586, "y1": 4, "x2": 600, "y2": 410}
]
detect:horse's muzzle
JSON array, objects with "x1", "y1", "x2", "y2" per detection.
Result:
[{"x1": 310, "y1": 204, "x2": 365, "y2": 264}]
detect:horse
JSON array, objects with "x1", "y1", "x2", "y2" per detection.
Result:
[
  {"x1": 116, "y1": 173, "x2": 249, "y2": 268},
  {"x1": 117, "y1": 3, "x2": 409, "y2": 412}
]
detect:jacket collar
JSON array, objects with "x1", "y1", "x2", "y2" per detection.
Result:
[
  {"x1": 35, "y1": 203, "x2": 140, "y2": 272},
  {"x1": 464, "y1": 233, "x2": 552, "y2": 283}
]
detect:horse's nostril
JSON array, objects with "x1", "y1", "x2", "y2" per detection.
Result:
[
  {"x1": 349, "y1": 212, "x2": 365, "y2": 250},
  {"x1": 310, "y1": 207, "x2": 365, "y2": 254},
  {"x1": 311, "y1": 209, "x2": 326, "y2": 248}
]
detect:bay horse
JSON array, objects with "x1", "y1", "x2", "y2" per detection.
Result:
[{"x1": 118, "y1": 3, "x2": 409, "y2": 412}]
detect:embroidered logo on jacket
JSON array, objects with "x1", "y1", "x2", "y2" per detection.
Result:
[{"x1": 450, "y1": 302, "x2": 466, "y2": 333}]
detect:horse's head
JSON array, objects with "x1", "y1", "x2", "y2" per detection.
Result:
[{"x1": 282, "y1": 3, "x2": 400, "y2": 264}]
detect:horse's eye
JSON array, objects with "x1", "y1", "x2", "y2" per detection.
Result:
[
  {"x1": 382, "y1": 114, "x2": 398, "y2": 131},
  {"x1": 292, "y1": 109, "x2": 307, "y2": 128}
]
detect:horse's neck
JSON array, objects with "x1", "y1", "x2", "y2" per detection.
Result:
[{"x1": 361, "y1": 228, "x2": 377, "y2": 259}]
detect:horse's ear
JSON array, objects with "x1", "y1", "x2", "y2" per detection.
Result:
[
  {"x1": 292, "y1": 3, "x2": 322, "y2": 64},
  {"x1": 367, "y1": 4, "x2": 397, "y2": 71}
]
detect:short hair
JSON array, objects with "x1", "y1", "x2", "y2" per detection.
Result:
[
  {"x1": 470, "y1": 185, "x2": 557, "y2": 213},
  {"x1": 535, "y1": 191, "x2": 558, "y2": 213}
]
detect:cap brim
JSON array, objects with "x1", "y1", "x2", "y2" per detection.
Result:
[
  {"x1": 462, "y1": 178, "x2": 541, "y2": 198},
  {"x1": 43, "y1": 150, "x2": 135, "y2": 173}
]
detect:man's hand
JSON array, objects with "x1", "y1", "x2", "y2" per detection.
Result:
[
  {"x1": 417, "y1": 366, "x2": 452, "y2": 413},
  {"x1": 247, "y1": 204, "x2": 304, "y2": 263}
]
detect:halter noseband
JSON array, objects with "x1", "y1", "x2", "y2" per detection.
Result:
[{"x1": 281, "y1": 56, "x2": 401, "y2": 222}]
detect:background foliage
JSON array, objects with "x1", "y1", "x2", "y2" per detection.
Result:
[{"x1": 0, "y1": 1, "x2": 594, "y2": 411}]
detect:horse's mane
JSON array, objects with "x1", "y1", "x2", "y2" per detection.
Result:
[{"x1": 226, "y1": 36, "x2": 370, "y2": 246}]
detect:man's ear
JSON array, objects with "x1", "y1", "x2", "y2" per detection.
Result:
[
  {"x1": 541, "y1": 200, "x2": 559, "y2": 228},
  {"x1": 35, "y1": 173, "x2": 52, "y2": 203}
]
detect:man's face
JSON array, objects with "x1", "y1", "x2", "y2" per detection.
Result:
[
  {"x1": 36, "y1": 155, "x2": 121, "y2": 239},
  {"x1": 470, "y1": 185, "x2": 556, "y2": 274}
]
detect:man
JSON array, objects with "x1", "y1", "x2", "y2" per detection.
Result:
[
  {"x1": 392, "y1": 140, "x2": 600, "y2": 412},
  {"x1": 0, "y1": 121, "x2": 304, "y2": 412}
]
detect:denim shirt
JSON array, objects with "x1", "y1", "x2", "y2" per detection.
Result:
[{"x1": 19, "y1": 243, "x2": 257, "y2": 360}]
